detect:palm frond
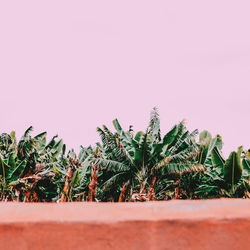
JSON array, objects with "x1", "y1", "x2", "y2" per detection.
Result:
[
  {"x1": 101, "y1": 172, "x2": 128, "y2": 192},
  {"x1": 168, "y1": 145, "x2": 200, "y2": 163},
  {"x1": 166, "y1": 121, "x2": 186, "y2": 151},
  {"x1": 23, "y1": 126, "x2": 33, "y2": 138},
  {"x1": 134, "y1": 132, "x2": 152, "y2": 168},
  {"x1": 167, "y1": 128, "x2": 198, "y2": 155},
  {"x1": 96, "y1": 127, "x2": 109, "y2": 151},
  {"x1": 99, "y1": 126, "x2": 133, "y2": 166},
  {"x1": 45, "y1": 135, "x2": 58, "y2": 150},
  {"x1": 163, "y1": 163, "x2": 206, "y2": 175},
  {"x1": 92, "y1": 158, "x2": 130, "y2": 172},
  {"x1": 147, "y1": 107, "x2": 161, "y2": 142}
]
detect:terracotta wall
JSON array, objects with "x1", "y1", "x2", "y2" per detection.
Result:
[{"x1": 0, "y1": 199, "x2": 250, "y2": 250}]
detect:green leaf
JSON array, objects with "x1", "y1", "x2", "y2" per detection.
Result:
[
  {"x1": 223, "y1": 149, "x2": 242, "y2": 188},
  {"x1": 242, "y1": 158, "x2": 250, "y2": 175},
  {"x1": 62, "y1": 144, "x2": 66, "y2": 156},
  {"x1": 8, "y1": 160, "x2": 27, "y2": 180},
  {"x1": 70, "y1": 170, "x2": 80, "y2": 188},
  {"x1": 163, "y1": 125, "x2": 178, "y2": 146},
  {"x1": 51, "y1": 139, "x2": 63, "y2": 158},
  {"x1": 195, "y1": 184, "x2": 220, "y2": 196},
  {"x1": 93, "y1": 158, "x2": 129, "y2": 172},
  {"x1": 135, "y1": 132, "x2": 151, "y2": 167},
  {"x1": 198, "y1": 145, "x2": 209, "y2": 165},
  {"x1": 7, "y1": 148, "x2": 17, "y2": 168},
  {"x1": 23, "y1": 126, "x2": 33, "y2": 138},
  {"x1": 45, "y1": 135, "x2": 58, "y2": 149},
  {"x1": 78, "y1": 146, "x2": 90, "y2": 163},
  {"x1": 112, "y1": 119, "x2": 122, "y2": 133},
  {"x1": 34, "y1": 132, "x2": 47, "y2": 140},
  {"x1": 34, "y1": 132, "x2": 47, "y2": 150},
  {"x1": 52, "y1": 163, "x2": 67, "y2": 175},
  {"x1": 199, "y1": 130, "x2": 212, "y2": 142},
  {"x1": 10, "y1": 131, "x2": 16, "y2": 141},
  {"x1": 163, "y1": 163, "x2": 205, "y2": 175},
  {"x1": 211, "y1": 146, "x2": 225, "y2": 168},
  {"x1": 134, "y1": 131, "x2": 144, "y2": 143},
  {"x1": 215, "y1": 135, "x2": 223, "y2": 150},
  {"x1": 147, "y1": 107, "x2": 161, "y2": 142},
  {"x1": 101, "y1": 172, "x2": 127, "y2": 191},
  {"x1": 0, "y1": 157, "x2": 6, "y2": 179}
]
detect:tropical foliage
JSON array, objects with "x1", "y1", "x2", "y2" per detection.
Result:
[{"x1": 0, "y1": 108, "x2": 249, "y2": 202}]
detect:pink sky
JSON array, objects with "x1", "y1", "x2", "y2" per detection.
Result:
[{"x1": 0, "y1": 1, "x2": 249, "y2": 157}]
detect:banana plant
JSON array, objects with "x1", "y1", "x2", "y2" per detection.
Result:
[
  {"x1": 93, "y1": 108, "x2": 205, "y2": 202},
  {"x1": 0, "y1": 108, "x2": 249, "y2": 202},
  {"x1": 195, "y1": 138, "x2": 249, "y2": 198},
  {"x1": 0, "y1": 127, "x2": 66, "y2": 202}
]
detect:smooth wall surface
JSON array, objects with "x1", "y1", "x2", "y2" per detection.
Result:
[
  {"x1": 0, "y1": 199, "x2": 250, "y2": 250},
  {"x1": 0, "y1": 1, "x2": 250, "y2": 157}
]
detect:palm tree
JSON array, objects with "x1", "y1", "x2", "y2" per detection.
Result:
[
  {"x1": 0, "y1": 109, "x2": 248, "y2": 202},
  {"x1": 194, "y1": 132, "x2": 250, "y2": 198},
  {"x1": 0, "y1": 127, "x2": 67, "y2": 202},
  {"x1": 92, "y1": 107, "x2": 205, "y2": 202}
]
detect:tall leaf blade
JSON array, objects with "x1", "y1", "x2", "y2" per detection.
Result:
[
  {"x1": 199, "y1": 130, "x2": 212, "y2": 142},
  {"x1": 223, "y1": 150, "x2": 242, "y2": 187},
  {"x1": 211, "y1": 146, "x2": 225, "y2": 168},
  {"x1": 112, "y1": 119, "x2": 122, "y2": 134},
  {"x1": 163, "y1": 125, "x2": 178, "y2": 145},
  {"x1": 242, "y1": 158, "x2": 250, "y2": 176}
]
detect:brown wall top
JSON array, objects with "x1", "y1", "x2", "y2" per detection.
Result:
[
  {"x1": 1, "y1": 199, "x2": 250, "y2": 223},
  {"x1": 1, "y1": 199, "x2": 250, "y2": 250}
]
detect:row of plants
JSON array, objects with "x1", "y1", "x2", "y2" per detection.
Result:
[{"x1": 0, "y1": 108, "x2": 249, "y2": 202}]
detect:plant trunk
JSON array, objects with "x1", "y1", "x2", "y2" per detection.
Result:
[
  {"x1": 60, "y1": 166, "x2": 73, "y2": 202},
  {"x1": 174, "y1": 179, "x2": 180, "y2": 199},
  {"x1": 148, "y1": 176, "x2": 157, "y2": 201},
  {"x1": 88, "y1": 164, "x2": 98, "y2": 202},
  {"x1": 139, "y1": 185, "x2": 146, "y2": 194},
  {"x1": 118, "y1": 180, "x2": 130, "y2": 202},
  {"x1": 129, "y1": 187, "x2": 133, "y2": 201}
]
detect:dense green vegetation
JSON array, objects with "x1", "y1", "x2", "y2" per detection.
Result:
[{"x1": 0, "y1": 108, "x2": 249, "y2": 202}]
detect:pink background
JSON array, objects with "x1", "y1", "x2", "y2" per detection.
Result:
[{"x1": 0, "y1": 1, "x2": 249, "y2": 157}]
